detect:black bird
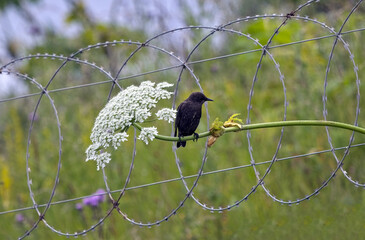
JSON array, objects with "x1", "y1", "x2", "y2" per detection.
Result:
[{"x1": 174, "y1": 92, "x2": 213, "y2": 148}]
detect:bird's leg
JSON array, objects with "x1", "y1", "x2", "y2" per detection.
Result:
[{"x1": 193, "y1": 132, "x2": 199, "y2": 142}]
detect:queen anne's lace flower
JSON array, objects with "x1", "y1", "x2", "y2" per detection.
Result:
[
  {"x1": 138, "y1": 127, "x2": 158, "y2": 144},
  {"x1": 86, "y1": 81, "x2": 175, "y2": 170},
  {"x1": 156, "y1": 108, "x2": 177, "y2": 123}
]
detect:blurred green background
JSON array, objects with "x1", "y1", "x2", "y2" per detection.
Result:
[{"x1": 0, "y1": 0, "x2": 364, "y2": 239}]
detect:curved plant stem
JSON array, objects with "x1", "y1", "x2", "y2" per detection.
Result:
[{"x1": 133, "y1": 120, "x2": 365, "y2": 142}]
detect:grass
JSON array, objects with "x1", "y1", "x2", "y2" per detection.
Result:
[{"x1": 1, "y1": 7, "x2": 365, "y2": 239}]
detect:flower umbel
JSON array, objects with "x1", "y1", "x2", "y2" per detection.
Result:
[
  {"x1": 156, "y1": 108, "x2": 177, "y2": 123},
  {"x1": 138, "y1": 127, "x2": 158, "y2": 144},
  {"x1": 86, "y1": 81, "x2": 175, "y2": 170}
]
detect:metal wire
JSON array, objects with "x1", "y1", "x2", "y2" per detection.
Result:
[
  {"x1": 0, "y1": 0, "x2": 364, "y2": 238},
  {"x1": 0, "y1": 141, "x2": 363, "y2": 216},
  {"x1": 1, "y1": 27, "x2": 364, "y2": 104}
]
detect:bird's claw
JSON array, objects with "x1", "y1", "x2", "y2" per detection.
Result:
[{"x1": 193, "y1": 132, "x2": 199, "y2": 142}]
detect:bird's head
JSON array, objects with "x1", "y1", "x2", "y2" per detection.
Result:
[{"x1": 187, "y1": 92, "x2": 213, "y2": 104}]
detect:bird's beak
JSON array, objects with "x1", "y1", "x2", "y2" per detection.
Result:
[{"x1": 206, "y1": 98, "x2": 213, "y2": 102}]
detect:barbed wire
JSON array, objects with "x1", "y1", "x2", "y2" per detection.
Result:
[
  {"x1": 1, "y1": 140, "x2": 364, "y2": 216},
  {"x1": 0, "y1": 0, "x2": 364, "y2": 238},
  {"x1": 0, "y1": 26, "x2": 364, "y2": 104}
]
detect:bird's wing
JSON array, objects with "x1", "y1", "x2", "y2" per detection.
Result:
[
  {"x1": 174, "y1": 103, "x2": 183, "y2": 137},
  {"x1": 189, "y1": 107, "x2": 201, "y2": 130}
]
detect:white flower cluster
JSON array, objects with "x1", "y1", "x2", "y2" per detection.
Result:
[
  {"x1": 156, "y1": 108, "x2": 177, "y2": 123},
  {"x1": 137, "y1": 127, "x2": 158, "y2": 144},
  {"x1": 86, "y1": 81, "x2": 176, "y2": 170}
]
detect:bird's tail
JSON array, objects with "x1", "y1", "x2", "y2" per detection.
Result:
[
  {"x1": 175, "y1": 126, "x2": 186, "y2": 148},
  {"x1": 177, "y1": 141, "x2": 186, "y2": 148}
]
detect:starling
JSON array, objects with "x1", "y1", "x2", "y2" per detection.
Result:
[{"x1": 174, "y1": 92, "x2": 213, "y2": 148}]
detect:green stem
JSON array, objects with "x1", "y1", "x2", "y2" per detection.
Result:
[{"x1": 132, "y1": 120, "x2": 365, "y2": 142}]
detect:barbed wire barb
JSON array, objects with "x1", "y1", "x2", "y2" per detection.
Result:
[{"x1": 0, "y1": 0, "x2": 364, "y2": 238}]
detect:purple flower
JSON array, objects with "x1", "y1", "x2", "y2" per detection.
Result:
[
  {"x1": 75, "y1": 203, "x2": 83, "y2": 211},
  {"x1": 83, "y1": 189, "x2": 106, "y2": 207},
  {"x1": 15, "y1": 213, "x2": 25, "y2": 223},
  {"x1": 83, "y1": 195, "x2": 99, "y2": 207},
  {"x1": 95, "y1": 189, "x2": 106, "y2": 203}
]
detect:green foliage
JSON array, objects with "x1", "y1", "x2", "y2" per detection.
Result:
[
  {"x1": 210, "y1": 118, "x2": 224, "y2": 136},
  {"x1": 0, "y1": 0, "x2": 38, "y2": 10},
  {"x1": 1, "y1": 2, "x2": 365, "y2": 240}
]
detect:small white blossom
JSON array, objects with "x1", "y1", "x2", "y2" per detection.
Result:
[
  {"x1": 86, "y1": 81, "x2": 174, "y2": 170},
  {"x1": 157, "y1": 82, "x2": 174, "y2": 90},
  {"x1": 85, "y1": 143, "x2": 100, "y2": 161},
  {"x1": 156, "y1": 108, "x2": 177, "y2": 123},
  {"x1": 138, "y1": 127, "x2": 158, "y2": 144},
  {"x1": 112, "y1": 132, "x2": 129, "y2": 149},
  {"x1": 95, "y1": 152, "x2": 112, "y2": 171}
]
